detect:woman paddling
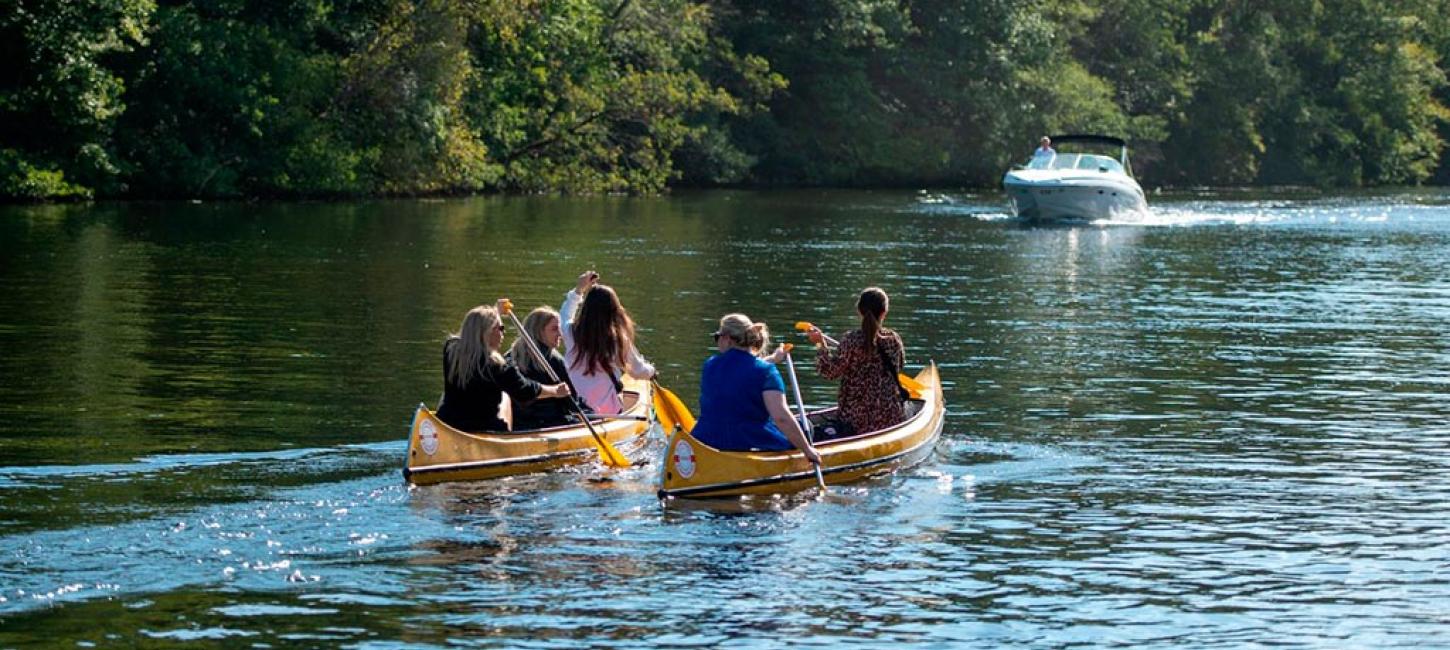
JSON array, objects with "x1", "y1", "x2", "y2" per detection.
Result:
[
  {"x1": 692, "y1": 314, "x2": 821, "y2": 464},
  {"x1": 506, "y1": 306, "x2": 591, "y2": 430},
  {"x1": 436, "y1": 302, "x2": 572, "y2": 432},
  {"x1": 560, "y1": 271, "x2": 656, "y2": 415},
  {"x1": 805, "y1": 287, "x2": 906, "y2": 436}
]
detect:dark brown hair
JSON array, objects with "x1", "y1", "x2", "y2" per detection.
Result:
[
  {"x1": 857, "y1": 287, "x2": 890, "y2": 343},
  {"x1": 570, "y1": 284, "x2": 636, "y2": 376}
]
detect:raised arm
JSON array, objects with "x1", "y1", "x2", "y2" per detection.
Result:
[
  {"x1": 559, "y1": 290, "x2": 580, "y2": 351},
  {"x1": 815, "y1": 331, "x2": 852, "y2": 380},
  {"x1": 559, "y1": 270, "x2": 598, "y2": 353}
]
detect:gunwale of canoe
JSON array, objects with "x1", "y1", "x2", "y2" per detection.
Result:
[
  {"x1": 659, "y1": 363, "x2": 943, "y2": 498},
  {"x1": 404, "y1": 377, "x2": 652, "y2": 485}
]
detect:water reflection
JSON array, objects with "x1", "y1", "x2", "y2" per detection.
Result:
[{"x1": 3, "y1": 191, "x2": 1450, "y2": 646}]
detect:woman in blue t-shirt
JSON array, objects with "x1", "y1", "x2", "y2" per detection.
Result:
[{"x1": 692, "y1": 314, "x2": 821, "y2": 465}]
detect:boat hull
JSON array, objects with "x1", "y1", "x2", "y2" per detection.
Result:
[
  {"x1": 404, "y1": 377, "x2": 652, "y2": 485},
  {"x1": 658, "y1": 363, "x2": 944, "y2": 498},
  {"x1": 1003, "y1": 170, "x2": 1147, "y2": 223}
]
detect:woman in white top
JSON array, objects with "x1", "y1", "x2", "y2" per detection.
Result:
[{"x1": 560, "y1": 271, "x2": 655, "y2": 414}]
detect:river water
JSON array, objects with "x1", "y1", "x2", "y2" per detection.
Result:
[{"x1": 1, "y1": 190, "x2": 1448, "y2": 647}]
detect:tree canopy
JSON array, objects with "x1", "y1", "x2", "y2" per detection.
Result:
[{"x1": 2, "y1": 0, "x2": 1447, "y2": 200}]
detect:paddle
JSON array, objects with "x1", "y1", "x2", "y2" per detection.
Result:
[
  {"x1": 651, "y1": 381, "x2": 695, "y2": 434},
  {"x1": 794, "y1": 321, "x2": 923, "y2": 399},
  {"x1": 781, "y1": 343, "x2": 827, "y2": 492},
  {"x1": 500, "y1": 300, "x2": 631, "y2": 468},
  {"x1": 586, "y1": 414, "x2": 649, "y2": 422}
]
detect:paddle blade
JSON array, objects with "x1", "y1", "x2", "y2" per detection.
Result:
[
  {"x1": 898, "y1": 373, "x2": 925, "y2": 400},
  {"x1": 652, "y1": 391, "x2": 677, "y2": 433},
  {"x1": 794, "y1": 321, "x2": 813, "y2": 332},
  {"x1": 592, "y1": 433, "x2": 631, "y2": 468},
  {"x1": 651, "y1": 382, "x2": 696, "y2": 434}
]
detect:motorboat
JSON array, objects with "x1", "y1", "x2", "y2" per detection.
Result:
[{"x1": 1002, "y1": 134, "x2": 1148, "y2": 223}]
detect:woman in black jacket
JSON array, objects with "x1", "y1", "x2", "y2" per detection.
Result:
[
  {"x1": 436, "y1": 302, "x2": 571, "y2": 432},
  {"x1": 506, "y1": 306, "x2": 592, "y2": 430}
]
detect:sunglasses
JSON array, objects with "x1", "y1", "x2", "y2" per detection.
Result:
[{"x1": 710, "y1": 330, "x2": 724, "y2": 340}]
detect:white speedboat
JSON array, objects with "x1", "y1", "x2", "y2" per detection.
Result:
[{"x1": 1003, "y1": 134, "x2": 1148, "y2": 223}]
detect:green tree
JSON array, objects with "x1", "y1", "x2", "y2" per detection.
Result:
[
  {"x1": 1259, "y1": 0, "x2": 1447, "y2": 185},
  {"x1": 467, "y1": 0, "x2": 771, "y2": 194},
  {"x1": 0, "y1": 0, "x2": 154, "y2": 199}
]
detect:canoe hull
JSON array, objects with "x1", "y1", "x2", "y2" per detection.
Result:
[
  {"x1": 658, "y1": 363, "x2": 944, "y2": 498},
  {"x1": 404, "y1": 378, "x2": 652, "y2": 485}
]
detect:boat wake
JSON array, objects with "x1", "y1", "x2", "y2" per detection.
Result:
[
  {"x1": 0, "y1": 442, "x2": 406, "y2": 488},
  {"x1": 909, "y1": 190, "x2": 1450, "y2": 228}
]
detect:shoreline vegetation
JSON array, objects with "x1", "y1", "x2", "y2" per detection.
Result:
[{"x1": 4, "y1": 1, "x2": 1449, "y2": 203}]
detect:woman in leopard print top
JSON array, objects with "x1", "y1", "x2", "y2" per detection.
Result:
[{"x1": 808, "y1": 287, "x2": 906, "y2": 435}]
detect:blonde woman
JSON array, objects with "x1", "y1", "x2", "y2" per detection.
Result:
[
  {"x1": 691, "y1": 314, "x2": 821, "y2": 464},
  {"x1": 560, "y1": 270, "x2": 655, "y2": 414},
  {"x1": 436, "y1": 301, "x2": 571, "y2": 432},
  {"x1": 505, "y1": 306, "x2": 588, "y2": 430}
]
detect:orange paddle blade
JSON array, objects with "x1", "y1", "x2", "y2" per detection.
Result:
[
  {"x1": 591, "y1": 431, "x2": 631, "y2": 468},
  {"x1": 898, "y1": 373, "x2": 925, "y2": 400},
  {"x1": 651, "y1": 382, "x2": 696, "y2": 434}
]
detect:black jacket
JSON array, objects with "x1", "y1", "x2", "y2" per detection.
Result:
[
  {"x1": 436, "y1": 340, "x2": 541, "y2": 432},
  {"x1": 506, "y1": 349, "x2": 593, "y2": 430}
]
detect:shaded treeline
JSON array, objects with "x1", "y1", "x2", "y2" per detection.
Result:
[{"x1": 3, "y1": 0, "x2": 1448, "y2": 200}]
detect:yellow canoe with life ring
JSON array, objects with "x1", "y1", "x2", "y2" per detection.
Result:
[
  {"x1": 403, "y1": 376, "x2": 652, "y2": 485},
  {"x1": 658, "y1": 363, "x2": 944, "y2": 498}
]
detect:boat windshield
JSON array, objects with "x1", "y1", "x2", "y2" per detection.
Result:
[{"x1": 1026, "y1": 153, "x2": 1125, "y2": 174}]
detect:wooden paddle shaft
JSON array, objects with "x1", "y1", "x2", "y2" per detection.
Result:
[
  {"x1": 783, "y1": 351, "x2": 813, "y2": 441},
  {"x1": 783, "y1": 350, "x2": 827, "y2": 492},
  {"x1": 503, "y1": 309, "x2": 614, "y2": 449}
]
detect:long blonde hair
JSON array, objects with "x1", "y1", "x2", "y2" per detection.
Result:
[
  {"x1": 509, "y1": 307, "x2": 559, "y2": 379},
  {"x1": 717, "y1": 313, "x2": 772, "y2": 354},
  {"x1": 446, "y1": 305, "x2": 505, "y2": 388}
]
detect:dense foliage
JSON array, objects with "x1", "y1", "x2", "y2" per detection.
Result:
[{"x1": 3, "y1": 0, "x2": 1448, "y2": 199}]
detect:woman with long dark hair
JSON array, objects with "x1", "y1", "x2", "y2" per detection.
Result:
[
  {"x1": 559, "y1": 271, "x2": 655, "y2": 414},
  {"x1": 806, "y1": 287, "x2": 906, "y2": 434}
]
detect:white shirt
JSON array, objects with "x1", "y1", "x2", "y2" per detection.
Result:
[
  {"x1": 560, "y1": 290, "x2": 655, "y2": 414},
  {"x1": 1031, "y1": 146, "x2": 1057, "y2": 167}
]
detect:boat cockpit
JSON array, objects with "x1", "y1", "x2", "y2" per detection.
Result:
[{"x1": 1027, "y1": 153, "x2": 1126, "y2": 174}]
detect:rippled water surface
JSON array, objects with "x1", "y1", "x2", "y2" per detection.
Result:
[{"x1": 3, "y1": 190, "x2": 1449, "y2": 647}]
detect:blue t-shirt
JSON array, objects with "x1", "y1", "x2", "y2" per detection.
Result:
[{"x1": 692, "y1": 348, "x2": 791, "y2": 451}]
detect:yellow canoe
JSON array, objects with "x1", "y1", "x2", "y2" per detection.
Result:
[
  {"x1": 658, "y1": 363, "x2": 944, "y2": 498},
  {"x1": 403, "y1": 377, "x2": 653, "y2": 485}
]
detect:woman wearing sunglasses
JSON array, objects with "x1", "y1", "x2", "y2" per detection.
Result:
[
  {"x1": 436, "y1": 301, "x2": 572, "y2": 432},
  {"x1": 690, "y1": 314, "x2": 821, "y2": 464}
]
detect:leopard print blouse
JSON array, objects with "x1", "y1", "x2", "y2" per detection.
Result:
[{"x1": 815, "y1": 329, "x2": 906, "y2": 434}]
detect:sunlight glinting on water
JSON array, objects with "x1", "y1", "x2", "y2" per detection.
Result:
[{"x1": 2, "y1": 191, "x2": 1450, "y2": 646}]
